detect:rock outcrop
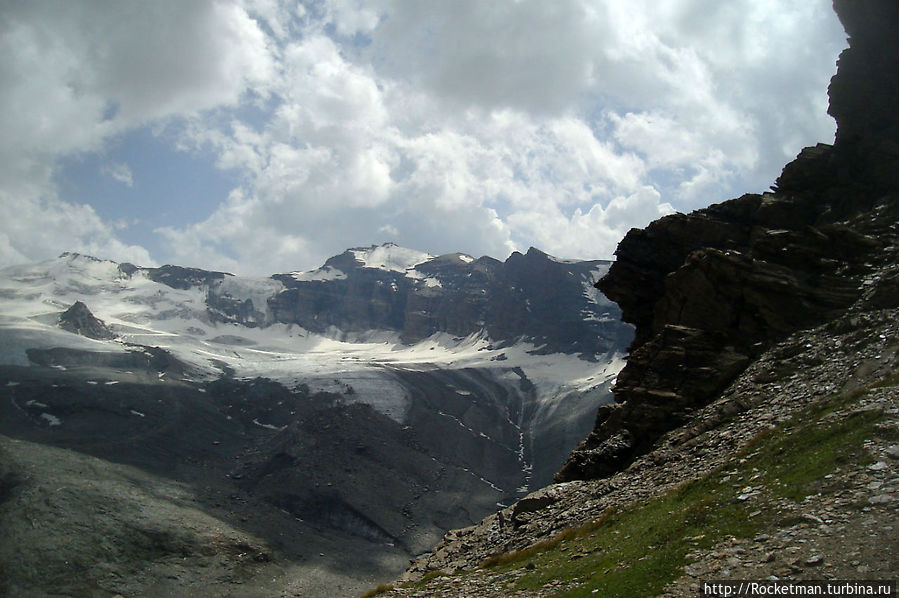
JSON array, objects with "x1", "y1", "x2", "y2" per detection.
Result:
[
  {"x1": 557, "y1": 0, "x2": 899, "y2": 481},
  {"x1": 58, "y1": 300, "x2": 115, "y2": 340},
  {"x1": 395, "y1": 300, "x2": 899, "y2": 591},
  {"x1": 269, "y1": 245, "x2": 630, "y2": 355}
]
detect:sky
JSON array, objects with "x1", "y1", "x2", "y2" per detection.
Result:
[{"x1": 0, "y1": 0, "x2": 847, "y2": 276}]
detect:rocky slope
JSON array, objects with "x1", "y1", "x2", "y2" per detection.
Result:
[
  {"x1": 384, "y1": 298, "x2": 899, "y2": 596},
  {"x1": 387, "y1": 0, "x2": 899, "y2": 594}
]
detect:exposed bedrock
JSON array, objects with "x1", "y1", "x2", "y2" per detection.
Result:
[
  {"x1": 557, "y1": 0, "x2": 899, "y2": 482},
  {"x1": 58, "y1": 300, "x2": 116, "y2": 340}
]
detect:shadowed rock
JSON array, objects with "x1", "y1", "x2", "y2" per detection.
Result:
[{"x1": 58, "y1": 301, "x2": 115, "y2": 340}]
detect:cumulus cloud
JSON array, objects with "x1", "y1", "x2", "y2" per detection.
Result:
[
  {"x1": 356, "y1": 0, "x2": 844, "y2": 206},
  {"x1": 0, "y1": 191, "x2": 154, "y2": 269},
  {"x1": 0, "y1": 0, "x2": 274, "y2": 266},
  {"x1": 102, "y1": 162, "x2": 134, "y2": 187},
  {"x1": 0, "y1": 0, "x2": 847, "y2": 274}
]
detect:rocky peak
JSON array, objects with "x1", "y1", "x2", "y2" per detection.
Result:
[
  {"x1": 270, "y1": 245, "x2": 627, "y2": 355},
  {"x1": 828, "y1": 1, "x2": 899, "y2": 163},
  {"x1": 145, "y1": 265, "x2": 229, "y2": 290},
  {"x1": 58, "y1": 300, "x2": 115, "y2": 340},
  {"x1": 556, "y1": 0, "x2": 899, "y2": 482}
]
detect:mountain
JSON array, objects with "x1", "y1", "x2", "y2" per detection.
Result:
[
  {"x1": 0, "y1": 244, "x2": 631, "y2": 596},
  {"x1": 268, "y1": 244, "x2": 629, "y2": 355},
  {"x1": 392, "y1": 0, "x2": 899, "y2": 593}
]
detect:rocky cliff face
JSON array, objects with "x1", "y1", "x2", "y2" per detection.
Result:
[
  {"x1": 128, "y1": 244, "x2": 627, "y2": 357},
  {"x1": 58, "y1": 300, "x2": 116, "y2": 340},
  {"x1": 269, "y1": 244, "x2": 628, "y2": 356},
  {"x1": 557, "y1": 0, "x2": 899, "y2": 482}
]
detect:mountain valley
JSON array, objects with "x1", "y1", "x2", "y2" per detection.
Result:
[
  {"x1": 0, "y1": 245, "x2": 630, "y2": 596},
  {"x1": 2, "y1": 0, "x2": 898, "y2": 596}
]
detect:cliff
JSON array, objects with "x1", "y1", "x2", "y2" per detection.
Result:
[
  {"x1": 556, "y1": 0, "x2": 899, "y2": 481},
  {"x1": 269, "y1": 245, "x2": 628, "y2": 355}
]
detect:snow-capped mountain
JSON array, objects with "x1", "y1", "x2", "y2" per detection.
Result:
[{"x1": 0, "y1": 245, "x2": 632, "y2": 592}]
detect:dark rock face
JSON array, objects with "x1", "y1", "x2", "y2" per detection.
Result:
[
  {"x1": 58, "y1": 301, "x2": 115, "y2": 340},
  {"x1": 827, "y1": 0, "x2": 899, "y2": 192},
  {"x1": 557, "y1": 0, "x2": 899, "y2": 482},
  {"x1": 205, "y1": 292, "x2": 265, "y2": 328},
  {"x1": 126, "y1": 245, "x2": 629, "y2": 357},
  {"x1": 145, "y1": 265, "x2": 228, "y2": 290},
  {"x1": 270, "y1": 245, "x2": 630, "y2": 356}
]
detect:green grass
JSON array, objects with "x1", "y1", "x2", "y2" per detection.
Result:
[
  {"x1": 362, "y1": 375, "x2": 889, "y2": 598},
  {"x1": 753, "y1": 408, "x2": 880, "y2": 502},
  {"x1": 487, "y1": 470, "x2": 760, "y2": 598},
  {"x1": 360, "y1": 583, "x2": 394, "y2": 597},
  {"x1": 474, "y1": 386, "x2": 885, "y2": 598}
]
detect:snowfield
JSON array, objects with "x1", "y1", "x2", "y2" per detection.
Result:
[{"x1": 0, "y1": 253, "x2": 625, "y2": 424}]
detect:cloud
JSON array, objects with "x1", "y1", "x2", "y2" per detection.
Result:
[
  {"x1": 507, "y1": 186, "x2": 675, "y2": 261},
  {"x1": 0, "y1": 0, "x2": 847, "y2": 275},
  {"x1": 102, "y1": 162, "x2": 134, "y2": 187},
  {"x1": 164, "y1": 52, "x2": 673, "y2": 273},
  {"x1": 0, "y1": 191, "x2": 154, "y2": 269},
  {"x1": 356, "y1": 0, "x2": 844, "y2": 205},
  {"x1": 364, "y1": 1, "x2": 601, "y2": 115},
  {"x1": 0, "y1": 0, "x2": 275, "y2": 266}
]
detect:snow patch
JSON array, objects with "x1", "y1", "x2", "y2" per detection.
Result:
[
  {"x1": 290, "y1": 266, "x2": 347, "y2": 282},
  {"x1": 351, "y1": 244, "x2": 433, "y2": 273},
  {"x1": 582, "y1": 264, "x2": 612, "y2": 306},
  {"x1": 40, "y1": 413, "x2": 62, "y2": 426},
  {"x1": 252, "y1": 418, "x2": 286, "y2": 431},
  {"x1": 546, "y1": 254, "x2": 581, "y2": 264},
  {"x1": 405, "y1": 269, "x2": 443, "y2": 288}
]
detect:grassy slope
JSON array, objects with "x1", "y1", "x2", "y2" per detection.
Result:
[{"x1": 371, "y1": 377, "x2": 889, "y2": 598}]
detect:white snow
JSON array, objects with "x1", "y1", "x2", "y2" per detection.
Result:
[
  {"x1": 40, "y1": 413, "x2": 62, "y2": 426},
  {"x1": 290, "y1": 266, "x2": 347, "y2": 282},
  {"x1": 582, "y1": 264, "x2": 612, "y2": 306},
  {"x1": 546, "y1": 254, "x2": 581, "y2": 264},
  {"x1": 404, "y1": 269, "x2": 443, "y2": 288},
  {"x1": 0, "y1": 253, "x2": 626, "y2": 425},
  {"x1": 252, "y1": 418, "x2": 286, "y2": 431},
  {"x1": 351, "y1": 243, "x2": 433, "y2": 273},
  {"x1": 457, "y1": 254, "x2": 474, "y2": 264}
]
